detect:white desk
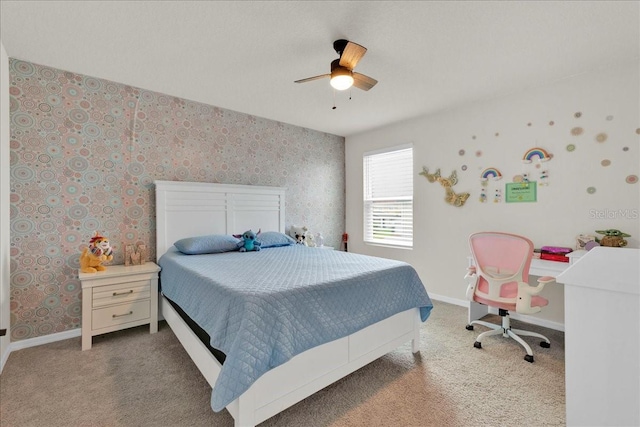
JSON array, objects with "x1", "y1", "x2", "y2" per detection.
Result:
[{"x1": 556, "y1": 247, "x2": 639, "y2": 427}]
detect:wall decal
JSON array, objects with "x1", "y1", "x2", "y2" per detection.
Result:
[
  {"x1": 566, "y1": 144, "x2": 576, "y2": 152},
  {"x1": 575, "y1": 112, "x2": 582, "y2": 118},
  {"x1": 595, "y1": 133, "x2": 608, "y2": 143},
  {"x1": 587, "y1": 186, "x2": 597, "y2": 194},
  {"x1": 601, "y1": 159, "x2": 611, "y2": 167},
  {"x1": 626, "y1": 175, "x2": 638, "y2": 184},
  {"x1": 420, "y1": 167, "x2": 470, "y2": 207},
  {"x1": 479, "y1": 167, "x2": 502, "y2": 204},
  {"x1": 571, "y1": 127, "x2": 584, "y2": 136},
  {"x1": 522, "y1": 147, "x2": 552, "y2": 163}
]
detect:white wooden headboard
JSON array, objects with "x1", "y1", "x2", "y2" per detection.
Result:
[{"x1": 155, "y1": 181, "x2": 286, "y2": 260}]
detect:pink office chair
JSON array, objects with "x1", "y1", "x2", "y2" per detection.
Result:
[{"x1": 464, "y1": 232, "x2": 555, "y2": 362}]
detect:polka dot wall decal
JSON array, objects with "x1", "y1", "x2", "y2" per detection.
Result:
[
  {"x1": 601, "y1": 159, "x2": 611, "y2": 167},
  {"x1": 495, "y1": 132, "x2": 500, "y2": 137},
  {"x1": 626, "y1": 175, "x2": 638, "y2": 184},
  {"x1": 595, "y1": 133, "x2": 607, "y2": 143},
  {"x1": 461, "y1": 165, "x2": 467, "y2": 171},
  {"x1": 623, "y1": 147, "x2": 629, "y2": 151},
  {"x1": 475, "y1": 150, "x2": 482, "y2": 157},
  {"x1": 527, "y1": 122, "x2": 532, "y2": 127},
  {"x1": 549, "y1": 121, "x2": 555, "y2": 126},
  {"x1": 566, "y1": 144, "x2": 576, "y2": 152},
  {"x1": 606, "y1": 115, "x2": 613, "y2": 121},
  {"x1": 636, "y1": 128, "x2": 640, "y2": 135},
  {"x1": 575, "y1": 112, "x2": 582, "y2": 118},
  {"x1": 472, "y1": 135, "x2": 476, "y2": 140},
  {"x1": 587, "y1": 187, "x2": 596, "y2": 194},
  {"x1": 571, "y1": 127, "x2": 584, "y2": 136},
  {"x1": 459, "y1": 149, "x2": 465, "y2": 156}
]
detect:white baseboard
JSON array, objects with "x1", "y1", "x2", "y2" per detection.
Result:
[
  {"x1": 428, "y1": 293, "x2": 564, "y2": 332},
  {"x1": 428, "y1": 293, "x2": 469, "y2": 307},
  {"x1": 8, "y1": 328, "x2": 81, "y2": 353}
]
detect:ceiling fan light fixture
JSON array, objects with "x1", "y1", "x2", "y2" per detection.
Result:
[{"x1": 330, "y1": 67, "x2": 354, "y2": 91}]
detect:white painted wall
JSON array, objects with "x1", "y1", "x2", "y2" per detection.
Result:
[
  {"x1": 346, "y1": 62, "x2": 640, "y2": 326},
  {"x1": 0, "y1": 41, "x2": 11, "y2": 371}
]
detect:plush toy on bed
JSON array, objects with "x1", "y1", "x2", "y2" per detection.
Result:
[
  {"x1": 289, "y1": 225, "x2": 309, "y2": 246},
  {"x1": 79, "y1": 231, "x2": 114, "y2": 273},
  {"x1": 233, "y1": 229, "x2": 262, "y2": 252}
]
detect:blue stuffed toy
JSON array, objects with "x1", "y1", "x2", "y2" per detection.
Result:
[{"x1": 233, "y1": 229, "x2": 262, "y2": 252}]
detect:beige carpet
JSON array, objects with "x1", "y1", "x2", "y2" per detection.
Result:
[{"x1": 0, "y1": 301, "x2": 565, "y2": 426}]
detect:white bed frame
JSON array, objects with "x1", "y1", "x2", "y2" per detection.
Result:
[{"x1": 155, "y1": 180, "x2": 421, "y2": 427}]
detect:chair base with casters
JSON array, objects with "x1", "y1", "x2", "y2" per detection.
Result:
[{"x1": 466, "y1": 308, "x2": 551, "y2": 363}]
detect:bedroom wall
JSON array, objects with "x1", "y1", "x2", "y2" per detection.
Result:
[
  {"x1": 8, "y1": 59, "x2": 345, "y2": 341},
  {"x1": 346, "y1": 61, "x2": 640, "y2": 324}
]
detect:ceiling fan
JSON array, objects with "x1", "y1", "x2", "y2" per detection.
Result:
[{"x1": 295, "y1": 39, "x2": 378, "y2": 92}]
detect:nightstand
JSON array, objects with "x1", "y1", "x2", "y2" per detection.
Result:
[{"x1": 80, "y1": 262, "x2": 160, "y2": 350}]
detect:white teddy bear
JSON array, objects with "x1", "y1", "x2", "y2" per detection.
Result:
[{"x1": 289, "y1": 225, "x2": 316, "y2": 247}]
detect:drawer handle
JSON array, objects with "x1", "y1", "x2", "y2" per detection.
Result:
[
  {"x1": 112, "y1": 290, "x2": 134, "y2": 297},
  {"x1": 112, "y1": 311, "x2": 133, "y2": 318}
]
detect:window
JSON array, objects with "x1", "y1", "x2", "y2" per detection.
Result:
[{"x1": 363, "y1": 145, "x2": 413, "y2": 248}]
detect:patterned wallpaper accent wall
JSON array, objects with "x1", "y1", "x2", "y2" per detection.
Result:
[{"x1": 8, "y1": 59, "x2": 345, "y2": 341}]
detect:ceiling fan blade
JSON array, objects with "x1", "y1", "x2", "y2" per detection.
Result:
[
  {"x1": 294, "y1": 74, "x2": 330, "y2": 84},
  {"x1": 339, "y1": 41, "x2": 367, "y2": 69},
  {"x1": 353, "y1": 72, "x2": 378, "y2": 91}
]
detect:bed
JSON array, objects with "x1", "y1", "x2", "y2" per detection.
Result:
[{"x1": 155, "y1": 180, "x2": 433, "y2": 427}]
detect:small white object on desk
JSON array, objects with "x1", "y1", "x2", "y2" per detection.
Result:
[{"x1": 80, "y1": 262, "x2": 160, "y2": 350}]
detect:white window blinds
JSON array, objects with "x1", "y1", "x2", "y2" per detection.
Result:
[{"x1": 363, "y1": 146, "x2": 413, "y2": 248}]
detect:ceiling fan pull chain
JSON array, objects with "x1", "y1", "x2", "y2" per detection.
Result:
[{"x1": 332, "y1": 89, "x2": 337, "y2": 110}]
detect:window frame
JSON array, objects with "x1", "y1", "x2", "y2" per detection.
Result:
[{"x1": 362, "y1": 144, "x2": 414, "y2": 249}]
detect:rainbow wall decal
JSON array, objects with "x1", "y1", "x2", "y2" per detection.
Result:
[
  {"x1": 480, "y1": 167, "x2": 502, "y2": 181},
  {"x1": 522, "y1": 147, "x2": 552, "y2": 163}
]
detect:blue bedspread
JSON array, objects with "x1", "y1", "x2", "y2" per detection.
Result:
[{"x1": 158, "y1": 245, "x2": 433, "y2": 411}]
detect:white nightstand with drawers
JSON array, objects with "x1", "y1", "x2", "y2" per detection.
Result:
[{"x1": 80, "y1": 262, "x2": 160, "y2": 350}]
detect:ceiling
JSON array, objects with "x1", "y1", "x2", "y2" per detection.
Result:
[{"x1": 1, "y1": 1, "x2": 639, "y2": 137}]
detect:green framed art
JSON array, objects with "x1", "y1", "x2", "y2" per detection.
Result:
[{"x1": 505, "y1": 182, "x2": 537, "y2": 203}]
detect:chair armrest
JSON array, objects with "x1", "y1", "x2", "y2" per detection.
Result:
[
  {"x1": 516, "y1": 280, "x2": 550, "y2": 314},
  {"x1": 464, "y1": 269, "x2": 478, "y2": 301}
]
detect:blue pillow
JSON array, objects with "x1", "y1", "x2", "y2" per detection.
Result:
[
  {"x1": 259, "y1": 231, "x2": 296, "y2": 248},
  {"x1": 174, "y1": 234, "x2": 240, "y2": 255}
]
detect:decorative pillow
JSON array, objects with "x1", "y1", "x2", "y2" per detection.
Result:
[
  {"x1": 259, "y1": 231, "x2": 296, "y2": 248},
  {"x1": 174, "y1": 234, "x2": 240, "y2": 255}
]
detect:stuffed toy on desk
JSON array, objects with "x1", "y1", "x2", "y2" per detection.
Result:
[{"x1": 233, "y1": 229, "x2": 262, "y2": 252}]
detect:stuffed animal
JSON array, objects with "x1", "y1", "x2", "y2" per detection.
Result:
[
  {"x1": 289, "y1": 225, "x2": 310, "y2": 246},
  {"x1": 233, "y1": 229, "x2": 262, "y2": 252},
  {"x1": 80, "y1": 231, "x2": 114, "y2": 273},
  {"x1": 595, "y1": 229, "x2": 630, "y2": 247}
]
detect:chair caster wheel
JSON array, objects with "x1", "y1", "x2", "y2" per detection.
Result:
[
  {"x1": 466, "y1": 324, "x2": 474, "y2": 331},
  {"x1": 473, "y1": 341, "x2": 482, "y2": 349},
  {"x1": 540, "y1": 341, "x2": 550, "y2": 348},
  {"x1": 524, "y1": 354, "x2": 534, "y2": 363}
]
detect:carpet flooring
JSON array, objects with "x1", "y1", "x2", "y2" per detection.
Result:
[{"x1": 0, "y1": 300, "x2": 565, "y2": 426}]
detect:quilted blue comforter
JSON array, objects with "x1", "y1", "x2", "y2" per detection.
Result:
[{"x1": 158, "y1": 245, "x2": 433, "y2": 411}]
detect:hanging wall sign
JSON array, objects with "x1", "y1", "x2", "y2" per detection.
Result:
[{"x1": 505, "y1": 182, "x2": 537, "y2": 203}]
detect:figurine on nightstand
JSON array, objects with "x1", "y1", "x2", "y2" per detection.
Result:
[{"x1": 80, "y1": 231, "x2": 114, "y2": 273}]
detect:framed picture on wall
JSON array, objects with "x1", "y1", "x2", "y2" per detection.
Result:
[{"x1": 505, "y1": 182, "x2": 537, "y2": 203}]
